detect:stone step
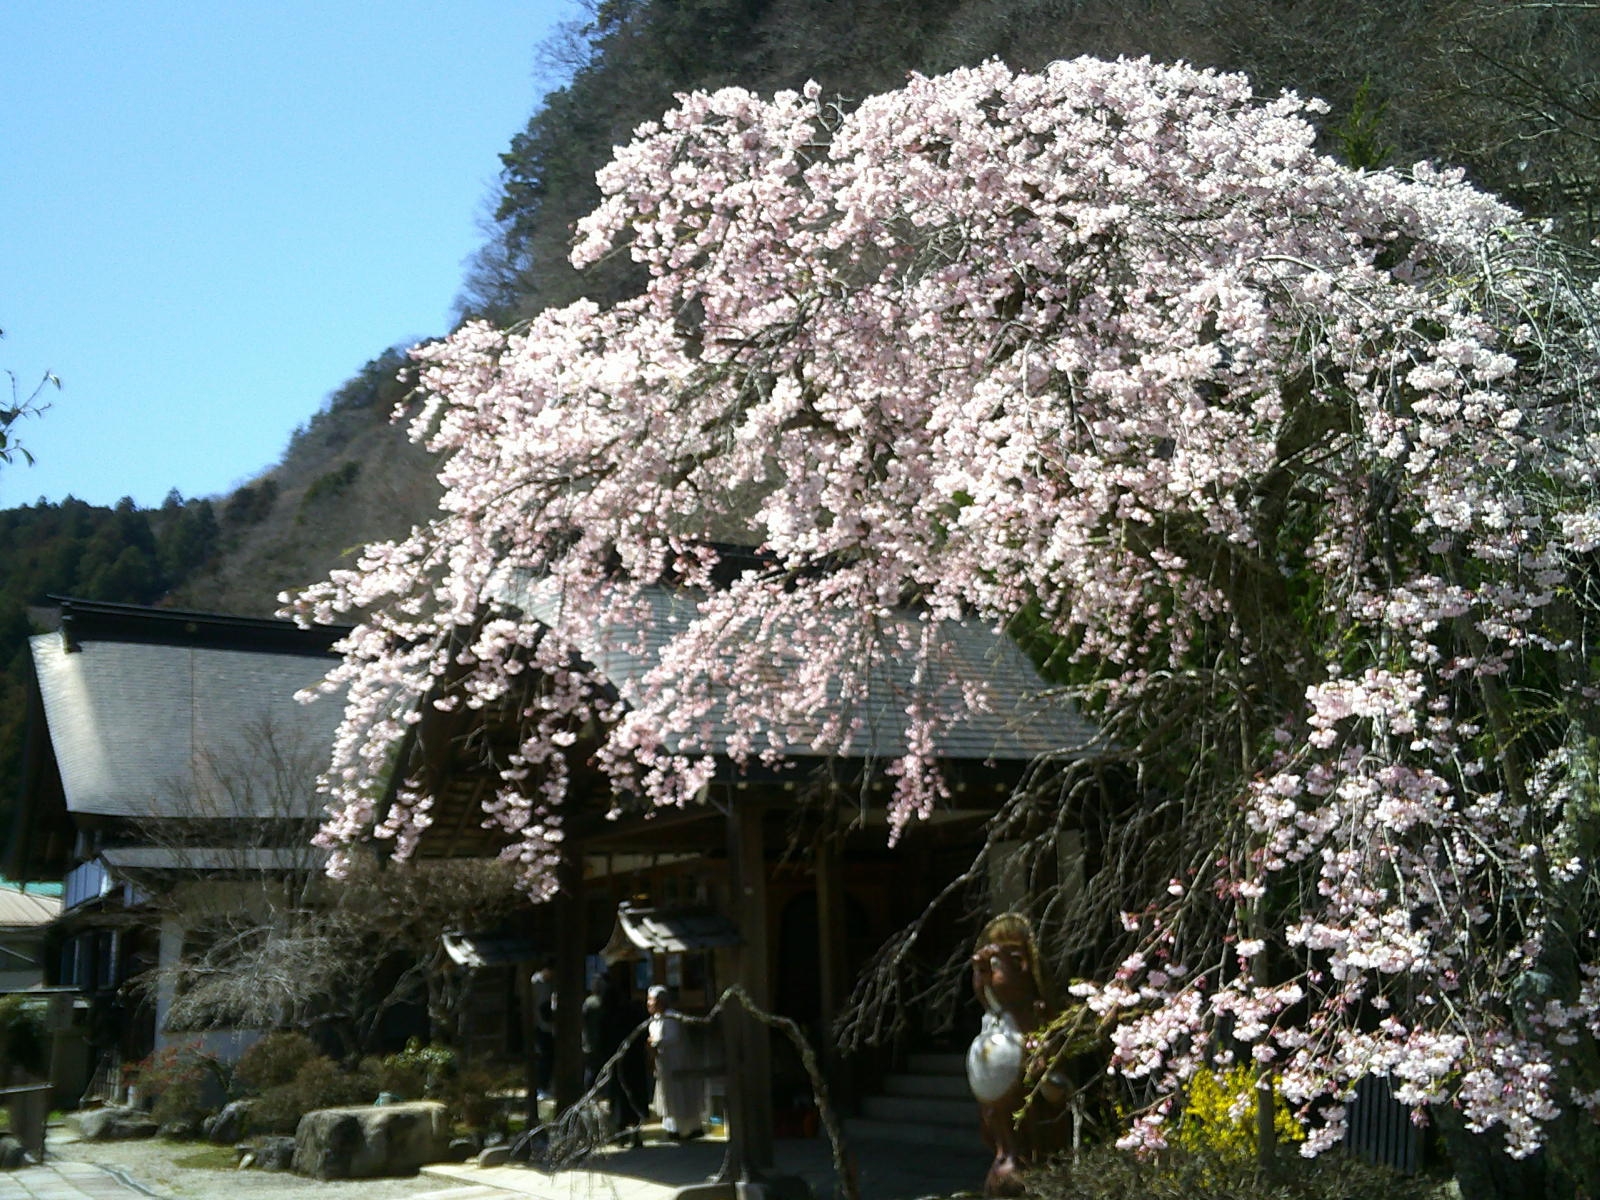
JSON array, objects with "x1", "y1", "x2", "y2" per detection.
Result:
[
  {"x1": 861, "y1": 1093, "x2": 975, "y2": 1126},
  {"x1": 883, "y1": 1071, "x2": 972, "y2": 1100},
  {"x1": 905, "y1": 1051, "x2": 966, "y2": 1076},
  {"x1": 845, "y1": 1115, "x2": 988, "y2": 1151}
]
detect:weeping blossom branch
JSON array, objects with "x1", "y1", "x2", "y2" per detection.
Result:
[{"x1": 288, "y1": 56, "x2": 1600, "y2": 1155}]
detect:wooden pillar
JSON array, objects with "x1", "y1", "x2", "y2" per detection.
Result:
[
  {"x1": 720, "y1": 796, "x2": 775, "y2": 1180},
  {"x1": 553, "y1": 848, "x2": 587, "y2": 1113},
  {"x1": 814, "y1": 821, "x2": 852, "y2": 1109}
]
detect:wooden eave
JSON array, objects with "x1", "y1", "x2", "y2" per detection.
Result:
[
  {"x1": 51, "y1": 595, "x2": 347, "y2": 657},
  {"x1": 375, "y1": 593, "x2": 1049, "y2": 866},
  {"x1": 402, "y1": 705, "x2": 1012, "y2": 865}
]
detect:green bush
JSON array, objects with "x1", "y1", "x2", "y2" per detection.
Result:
[
  {"x1": 0, "y1": 996, "x2": 47, "y2": 1080},
  {"x1": 442, "y1": 1064, "x2": 517, "y2": 1134},
  {"x1": 371, "y1": 1039, "x2": 457, "y2": 1100},
  {"x1": 249, "y1": 1055, "x2": 381, "y2": 1135},
  {"x1": 234, "y1": 1031, "x2": 320, "y2": 1094},
  {"x1": 1025, "y1": 1144, "x2": 1440, "y2": 1200}
]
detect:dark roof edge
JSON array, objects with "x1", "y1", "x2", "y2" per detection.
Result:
[{"x1": 48, "y1": 596, "x2": 351, "y2": 657}]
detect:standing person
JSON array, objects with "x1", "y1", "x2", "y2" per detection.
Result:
[
  {"x1": 603, "y1": 969, "x2": 650, "y2": 1147},
  {"x1": 530, "y1": 961, "x2": 556, "y2": 1101},
  {"x1": 581, "y1": 973, "x2": 609, "y2": 1093},
  {"x1": 647, "y1": 984, "x2": 705, "y2": 1141}
]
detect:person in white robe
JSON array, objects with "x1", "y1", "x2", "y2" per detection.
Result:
[{"x1": 647, "y1": 984, "x2": 705, "y2": 1140}]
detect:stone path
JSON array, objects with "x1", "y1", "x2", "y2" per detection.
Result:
[
  {"x1": 3, "y1": 1127, "x2": 988, "y2": 1200},
  {"x1": 2, "y1": 1158, "x2": 168, "y2": 1199},
  {"x1": 0, "y1": 1159, "x2": 493, "y2": 1200}
]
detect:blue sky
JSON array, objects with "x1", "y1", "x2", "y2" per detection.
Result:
[{"x1": 1, "y1": 1, "x2": 579, "y2": 510}]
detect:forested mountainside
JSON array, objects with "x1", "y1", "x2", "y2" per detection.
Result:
[
  {"x1": 459, "y1": 0, "x2": 1600, "y2": 324},
  {"x1": 3, "y1": 0, "x2": 1597, "y2": 808},
  {"x1": 0, "y1": 494, "x2": 218, "y2": 804}
]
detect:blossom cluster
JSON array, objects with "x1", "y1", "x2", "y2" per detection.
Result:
[{"x1": 289, "y1": 57, "x2": 1600, "y2": 1150}]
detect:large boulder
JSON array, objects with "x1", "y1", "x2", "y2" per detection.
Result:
[
  {"x1": 71, "y1": 1106, "x2": 159, "y2": 1141},
  {"x1": 291, "y1": 1101, "x2": 449, "y2": 1180}
]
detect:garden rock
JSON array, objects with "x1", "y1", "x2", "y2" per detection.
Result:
[
  {"x1": 476, "y1": 1143, "x2": 511, "y2": 1168},
  {"x1": 207, "y1": 1099, "x2": 252, "y2": 1144},
  {"x1": 72, "y1": 1106, "x2": 159, "y2": 1141},
  {"x1": 0, "y1": 1134, "x2": 28, "y2": 1169},
  {"x1": 255, "y1": 1136, "x2": 296, "y2": 1171},
  {"x1": 446, "y1": 1136, "x2": 477, "y2": 1162},
  {"x1": 292, "y1": 1100, "x2": 448, "y2": 1180}
]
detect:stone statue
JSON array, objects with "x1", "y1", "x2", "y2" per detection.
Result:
[{"x1": 966, "y1": 913, "x2": 1069, "y2": 1196}]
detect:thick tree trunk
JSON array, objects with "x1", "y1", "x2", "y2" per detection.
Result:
[{"x1": 1254, "y1": 1078, "x2": 1275, "y2": 1174}]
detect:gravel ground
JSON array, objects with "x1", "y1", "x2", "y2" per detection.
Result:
[{"x1": 50, "y1": 1132, "x2": 482, "y2": 1200}]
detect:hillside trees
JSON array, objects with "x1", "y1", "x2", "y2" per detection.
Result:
[
  {"x1": 0, "y1": 496, "x2": 222, "y2": 828},
  {"x1": 463, "y1": 0, "x2": 1600, "y2": 326},
  {"x1": 294, "y1": 58, "x2": 1600, "y2": 1187},
  {"x1": 462, "y1": 0, "x2": 787, "y2": 319},
  {"x1": 149, "y1": 344, "x2": 444, "y2": 619}
]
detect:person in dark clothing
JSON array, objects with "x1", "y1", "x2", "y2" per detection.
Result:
[
  {"x1": 530, "y1": 961, "x2": 555, "y2": 1100},
  {"x1": 602, "y1": 969, "x2": 651, "y2": 1146},
  {"x1": 580, "y1": 973, "x2": 609, "y2": 1092}
]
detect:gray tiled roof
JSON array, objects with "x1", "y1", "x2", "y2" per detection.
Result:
[
  {"x1": 97, "y1": 847, "x2": 328, "y2": 873},
  {"x1": 0, "y1": 885, "x2": 59, "y2": 928},
  {"x1": 30, "y1": 632, "x2": 345, "y2": 821},
  {"x1": 490, "y1": 573, "x2": 1098, "y2": 763}
]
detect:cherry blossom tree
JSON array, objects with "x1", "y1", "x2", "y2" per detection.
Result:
[{"x1": 290, "y1": 56, "x2": 1600, "y2": 1178}]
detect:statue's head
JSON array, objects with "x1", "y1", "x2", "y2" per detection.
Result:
[{"x1": 971, "y1": 912, "x2": 1052, "y2": 1013}]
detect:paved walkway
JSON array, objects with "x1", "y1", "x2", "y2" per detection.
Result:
[
  {"x1": 1, "y1": 1158, "x2": 168, "y2": 1199},
  {"x1": 0, "y1": 1158, "x2": 485, "y2": 1200},
  {"x1": 420, "y1": 1132, "x2": 987, "y2": 1200},
  {"x1": 2, "y1": 1131, "x2": 987, "y2": 1199}
]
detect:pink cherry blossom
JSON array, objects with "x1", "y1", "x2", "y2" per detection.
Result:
[{"x1": 287, "y1": 57, "x2": 1600, "y2": 1156}]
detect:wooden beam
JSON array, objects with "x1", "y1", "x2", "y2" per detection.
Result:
[
  {"x1": 814, "y1": 818, "x2": 851, "y2": 1109},
  {"x1": 568, "y1": 803, "x2": 722, "y2": 848}
]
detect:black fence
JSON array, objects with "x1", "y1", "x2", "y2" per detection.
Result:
[{"x1": 1345, "y1": 1075, "x2": 1423, "y2": 1173}]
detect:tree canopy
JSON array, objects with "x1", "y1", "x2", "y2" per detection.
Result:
[{"x1": 295, "y1": 57, "x2": 1600, "y2": 1164}]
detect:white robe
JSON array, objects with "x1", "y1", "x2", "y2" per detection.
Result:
[{"x1": 649, "y1": 1010, "x2": 705, "y2": 1135}]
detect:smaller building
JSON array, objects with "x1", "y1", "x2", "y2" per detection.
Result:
[
  {"x1": 0, "y1": 883, "x2": 59, "y2": 994},
  {"x1": 4, "y1": 599, "x2": 351, "y2": 1089}
]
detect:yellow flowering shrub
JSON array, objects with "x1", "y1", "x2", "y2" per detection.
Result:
[{"x1": 1172, "y1": 1065, "x2": 1305, "y2": 1160}]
